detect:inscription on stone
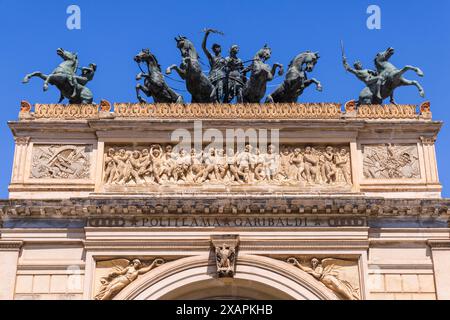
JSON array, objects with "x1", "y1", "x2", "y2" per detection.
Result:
[{"x1": 88, "y1": 216, "x2": 367, "y2": 228}]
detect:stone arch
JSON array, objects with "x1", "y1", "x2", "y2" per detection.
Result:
[{"x1": 115, "y1": 254, "x2": 339, "y2": 300}]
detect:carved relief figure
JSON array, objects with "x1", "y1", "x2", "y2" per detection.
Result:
[
  {"x1": 102, "y1": 144, "x2": 352, "y2": 187},
  {"x1": 30, "y1": 145, "x2": 91, "y2": 179},
  {"x1": 363, "y1": 144, "x2": 420, "y2": 179},
  {"x1": 95, "y1": 258, "x2": 164, "y2": 300},
  {"x1": 287, "y1": 257, "x2": 360, "y2": 300},
  {"x1": 215, "y1": 243, "x2": 236, "y2": 277}
]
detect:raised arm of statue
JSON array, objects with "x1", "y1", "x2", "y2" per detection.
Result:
[
  {"x1": 342, "y1": 57, "x2": 357, "y2": 75},
  {"x1": 202, "y1": 29, "x2": 214, "y2": 67},
  {"x1": 287, "y1": 257, "x2": 322, "y2": 280},
  {"x1": 137, "y1": 258, "x2": 165, "y2": 275}
]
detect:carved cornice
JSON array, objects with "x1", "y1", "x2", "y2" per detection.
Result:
[
  {"x1": 16, "y1": 102, "x2": 431, "y2": 121},
  {"x1": 0, "y1": 197, "x2": 449, "y2": 218},
  {"x1": 0, "y1": 241, "x2": 23, "y2": 250},
  {"x1": 427, "y1": 239, "x2": 450, "y2": 249}
]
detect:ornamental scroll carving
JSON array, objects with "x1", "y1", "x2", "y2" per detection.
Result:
[
  {"x1": 362, "y1": 144, "x2": 420, "y2": 179},
  {"x1": 30, "y1": 144, "x2": 91, "y2": 179},
  {"x1": 287, "y1": 257, "x2": 360, "y2": 300},
  {"x1": 114, "y1": 103, "x2": 342, "y2": 119},
  {"x1": 102, "y1": 144, "x2": 352, "y2": 187},
  {"x1": 356, "y1": 104, "x2": 417, "y2": 119},
  {"x1": 34, "y1": 104, "x2": 99, "y2": 119},
  {"x1": 95, "y1": 258, "x2": 164, "y2": 300}
]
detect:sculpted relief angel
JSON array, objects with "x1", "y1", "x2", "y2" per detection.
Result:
[
  {"x1": 95, "y1": 258, "x2": 164, "y2": 300},
  {"x1": 287, "y1": 257, "x2": 360, "y2": 300}
]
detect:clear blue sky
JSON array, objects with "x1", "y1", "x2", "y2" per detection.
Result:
[{"x1": 0, "y1": 0, "x2": 449, "y2": 198}]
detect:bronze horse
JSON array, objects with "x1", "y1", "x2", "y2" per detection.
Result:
[
  {"x1": 166, "y1": 36, "x2": 216, "y2": 103},
  {"x1": 266, "y1": 51, "x2": 322, "y2": 103},
  {"x1": 134, "y1": 49, "x2": 183, "y2": 103}
]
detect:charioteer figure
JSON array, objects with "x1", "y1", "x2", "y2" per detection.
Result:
[
  {"x1": 224, "y1": 45, "x2": 245, "y2": 103},
  {"x1": 342, "y1": 56, "x2": 383, "y2": 102},
  {"x1": 202, "y1": 28, "x2": 227, "y2": 102}
]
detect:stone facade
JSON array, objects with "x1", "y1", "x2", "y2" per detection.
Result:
[{"x1": 1, "y1": 101, "x2": 449, "y2": 300}]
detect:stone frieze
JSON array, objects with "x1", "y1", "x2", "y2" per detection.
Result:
[{"x1": 102, "y1": 144, "x2": 352, "y2": 187}]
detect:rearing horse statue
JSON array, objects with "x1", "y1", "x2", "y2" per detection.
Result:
[
  {"x1": 242, "y1": 45, "x2": 283, "y2": 103},
  {"x1": 265, "y1": 51, "x2": 322, "y2": 103},
  {"x1": 373, "y1": 47, "x2": 425, "y2": 105},
  {"x1": 166, "y1": 36, "x2": 216, "y2": 103},
  {"x1": 22, "y1": 48, "x2": 95, "y2": 104},
  {"x1": 134, "y1": 48, "x2": 183, "y2": 103}
]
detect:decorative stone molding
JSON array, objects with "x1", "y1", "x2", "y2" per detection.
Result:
[
  {"x1": 344, "y1": 100, "x2": 357, "y2": 113},
  {"x1": 1, "y1": 197, "x2": 448, "y2": 218},
  {"x1": 102, "y1": 144, "x2": 352, "y2": 188},
  {"x1": 20, "y1": 100, "x2": 32, "y2": 113},
  {"x1": 420, "y1": 101, "x2": 432, "y2": 119},
  {"x1": 14, "y1": 136, "x2": 30, "y2": 146},
  {"x1": 113, "y1": 103, "x2": 342, "y2": 119},
  {"x1": 211, "y1": 235, "x2": 239, "y2": 277},
  {"x1": 357, "y1": 104, "x2": 417, "y2": 119},
  {"x1": 427, "y1": 240, "x2": 450, "y2": 249},
  {"x1": 362, "y1": 144, "x2": 420, "y2": 179},
  {"x1": 16, "y1": 102, "x2": 431, "y2": 120},
  {"x1": 286, "y1": 257, "x2": 360, "y2": 300},
  {"x1": 99, "y1": 99, "x2": 112, "y2": 112},
  {"x1": 94, "y1": 258, "x2": 165, "y2": 300},
  {"x1": 34, "y1": 103, "x2": 99, "y2": 119},
  {"x1": 0, "y1": 241, "x2": 23, "y2": 250},
  {"x1": 420, "y1": 136, "x2": 437, "y2": 145}
]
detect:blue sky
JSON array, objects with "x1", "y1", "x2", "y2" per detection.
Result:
[{"x1": 0, "y1": 0, "x2": 449, "y2": 198}]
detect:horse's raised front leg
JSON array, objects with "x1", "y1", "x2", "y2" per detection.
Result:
[
  {"x1": 265, "y1": 95, "x2": 275, "y2": 103},
  {"x1": 306, "y1": 78, "x2": 323, "y2": 92},
  {"x1": 389, "y1": 92, "x2": 396, "y2": 105},
  {"x1": 43, "y1": 74, "x2": 55, "y2": 91},
  {"x1": 136, "y1": 72, "x2": 149, "y2": 81},
  {"x1": 136, "y1": 84, "x2": 150, "y2": 103},
  {"x1": 399, "y1": 77, "x2": 425, "y2": 98},
  {"x1": 271, "y1": 63, "x2": 284, "y2": 78},
  {"x1": 165, "y1": 65, "x2": 186, "y2": 79},
  {"x1": 397, "y1": 65, "x2": 424, "y2": 77},
  {"x1": 22, "y1": 72, "x2": 48, "y2": 84}
]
